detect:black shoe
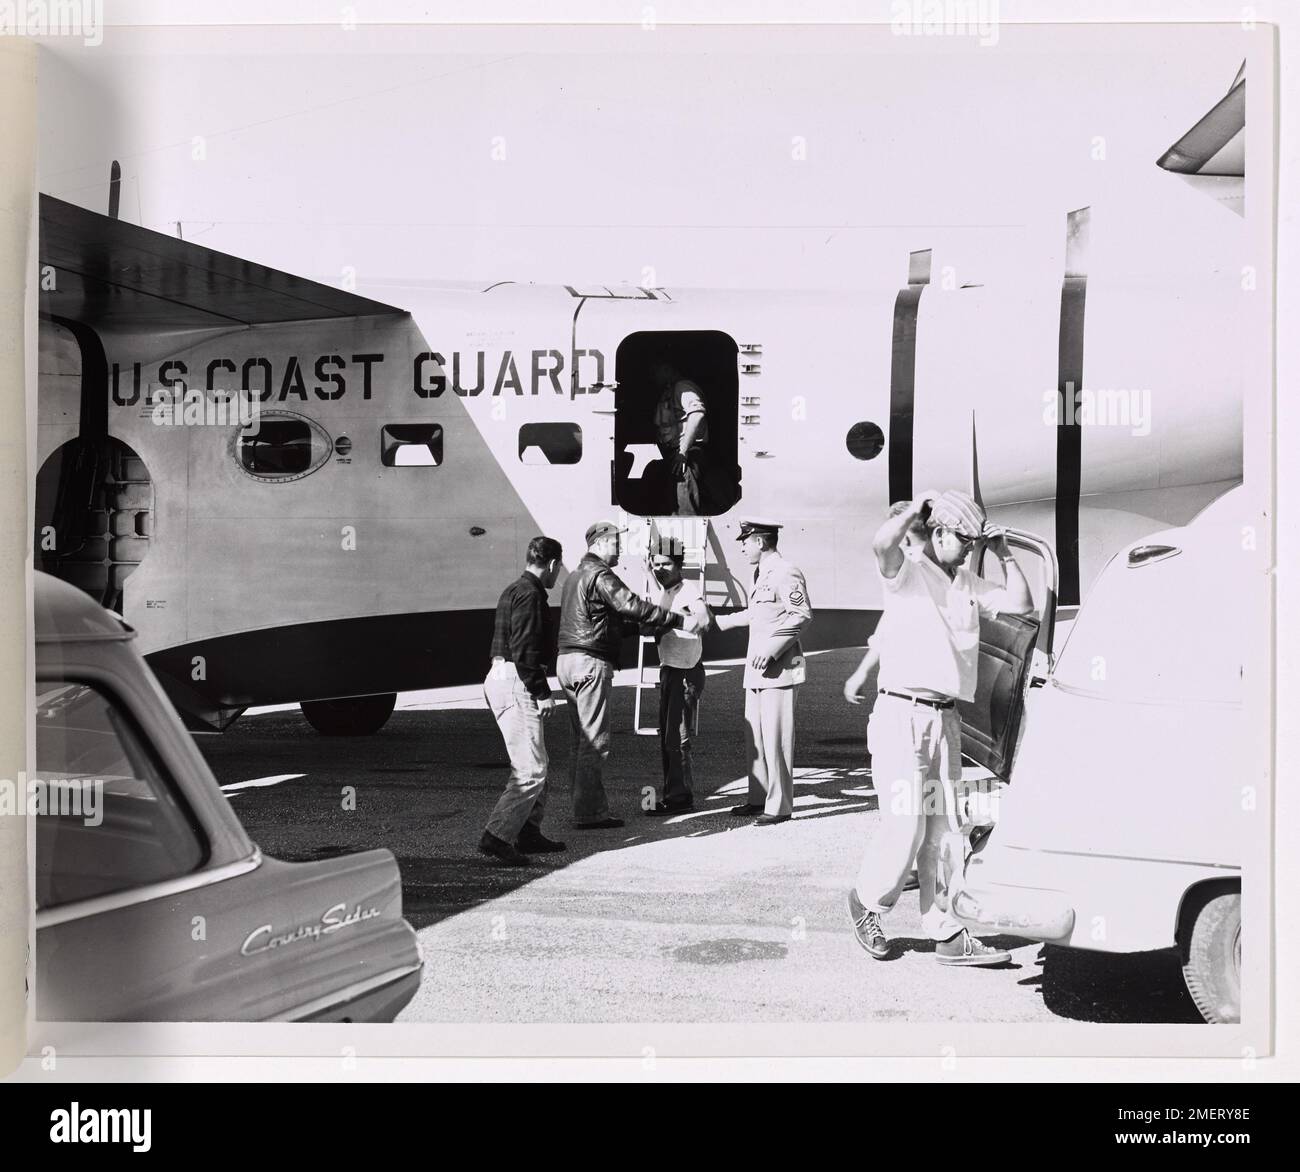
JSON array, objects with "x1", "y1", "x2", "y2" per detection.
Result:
[
  {"x1": 516, "y1": 829, "x2": 566, "y2": 853},
  {"x1": 573, "y1": 817, "x2": 625, "y2": 830},
  {"x1": 478, "y1": 831, "x2": 532, "y2": 867},
  {"x1": 754, "y1": 813, "x2": 791, "y2": 826},
  {"x1": 729, "y1": 803, "x2": 763, "y2": 817},
  {"x1": 645, "y1": 799, "x2": 695, "y2": 817}
]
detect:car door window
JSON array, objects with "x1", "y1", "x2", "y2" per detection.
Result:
[
  {"x1": 958, "y1": 528, "x2": 1060, "y2": 780},
  {"x1": 34, "y1": 680, "x2": 205, "y2": 909},
  {"x1": 976, "y1": 529, "x2": 1058, "y2": 666}
]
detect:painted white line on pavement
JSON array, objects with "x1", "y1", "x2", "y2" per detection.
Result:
[
  {"x1": 793, "y1": 801, "x2": 875, "y2": 819},
  {"x1": 220, "y1": 773, "x2": 304, "y2": 793}
]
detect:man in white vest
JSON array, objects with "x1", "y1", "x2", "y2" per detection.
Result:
[{"x1": 644, "y1": 538, "x2": 712, "y2": 816}]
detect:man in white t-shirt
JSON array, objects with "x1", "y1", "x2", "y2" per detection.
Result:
[
  {"x1": 847, "y1": 489, "x2": 1034, "y2": 966},
  {"x1": 644, "y1": 540, "x2": 712, "y2": 815},
  {"x1": 843, "y1": 500, "x2": 926, "y2": 705}
]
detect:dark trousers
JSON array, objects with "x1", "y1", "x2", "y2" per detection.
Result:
[
  {"x1": 658, "y1": 662, "x2": 705, "y2": 805},
  {"x1": 658, "y1": 443, "x2": 704, "y2": 515},
  {"x1": 557, "y1": 652, "x2": 614, "y2": 823}
]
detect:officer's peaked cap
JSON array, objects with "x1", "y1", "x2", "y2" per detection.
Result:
[{"x1": 737, "y1": 519, "x2": 782, "y2": 541}]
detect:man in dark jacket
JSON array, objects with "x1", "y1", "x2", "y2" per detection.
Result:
[
  {"x1": 557, "y1": 520, "x2": 706, "y2": 829},
  {"x1": 479, "y1": 535, "x2": 564, "y2": 867}
]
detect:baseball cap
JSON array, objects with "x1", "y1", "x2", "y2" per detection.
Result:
[
  {"x1": 929, "y1": 490, "x2": 986, "y2": 539},
  {"x1": 585, "y1": 520, "x2": 626, "y2": 545}
]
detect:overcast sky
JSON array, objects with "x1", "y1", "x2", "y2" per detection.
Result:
[{"x1": 36, "y1": 22, "x2": 1256, "y2": 296}]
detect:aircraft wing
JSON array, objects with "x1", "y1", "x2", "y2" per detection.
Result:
[
  {"x1": 39, "y1": 194, "x2": 406, "y2": 331},
  {"x1": 1156, "y1": 64, "x2": 1244, "y2": 215}
]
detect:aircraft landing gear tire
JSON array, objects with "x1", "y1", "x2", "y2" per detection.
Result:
[
  {"x1": 1180, "y1": 888, "x2": 1241, "y2": 1025},
  {"x1": 300, "y1": 693, "x2": 397, "y2": 736}
]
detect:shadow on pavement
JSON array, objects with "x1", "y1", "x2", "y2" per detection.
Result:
[
  {"x1": 1034, "y1": 944, "x2": 1204, "y2": 1023},
  {"x1": 198, "y1": 647, "x2": 1216, "y2": 1023},
  {"x1": 203, "y1": 649, "x2": 883, "y2": 932}
]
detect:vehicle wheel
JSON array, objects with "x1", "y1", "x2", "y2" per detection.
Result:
[
  {"x1": 300, "y1": 693, "x2": 397, "y2": 736},
  {"x1": 1181, "y1": 889, "x2": 1240, "y2": 1024}
]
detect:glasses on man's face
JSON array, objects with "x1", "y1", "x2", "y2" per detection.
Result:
[
  {"x1": 943, "y1": 529, "x2": 978, "y2": 548},
  {"x1": 651, "y1": 561, "x2": 674, "y2": 572}
]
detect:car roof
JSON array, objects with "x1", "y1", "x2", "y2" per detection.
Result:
[{"x1": 35, "y1": 572, "x2": 135, "y2": 644}]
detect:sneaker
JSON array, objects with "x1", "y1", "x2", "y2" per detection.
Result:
[
  {"x1": 478, "y1": 831, "x2": 532, "y2": 867},
  {"x1": 516, "y1": 829, "x2": 566, "y2": 853},
  {"x1": 847, "y1": 889, "x2": 889, "y2": 959},
  {"x1": 934, "y1": 930, "x2": 1011, "y2": 966}
]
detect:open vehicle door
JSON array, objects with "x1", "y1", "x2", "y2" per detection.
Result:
[{"x1": 956, "y1": 528, "x2": 1058, "y2": 780}]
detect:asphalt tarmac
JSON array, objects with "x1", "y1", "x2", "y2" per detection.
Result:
[{"x1": 196, "y1": 647, "x2": 1204, "y2": 1024}]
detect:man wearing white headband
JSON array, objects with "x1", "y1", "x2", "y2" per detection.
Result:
[{"x1": 848, "y1": 489, "x2": 1033, "y2": 965}]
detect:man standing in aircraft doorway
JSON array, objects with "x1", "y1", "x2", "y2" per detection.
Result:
[
  {"x1": 653, "y1": 361, "x2": 709, "y2": 516},
  {"x1": 557, "y1": 521, "x2": 705, "y2": 829},
  {"x1": 847, "y1": 490, "x2": 1032, "y2": 965},
  {"x1": 715, "y1": 520, "x2": 813, "y2": 824}
]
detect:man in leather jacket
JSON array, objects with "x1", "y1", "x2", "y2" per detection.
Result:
[{"x1": 557, "y1": 520, "x2": 706, "y2": 829}]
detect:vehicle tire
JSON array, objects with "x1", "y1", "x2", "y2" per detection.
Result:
[
  {"x1": 1180, "y1": 889, "x2": 1241, "y2": 1024},
  {"x1": 300, "y1": 693, "x2": 397, "y2": 736}
]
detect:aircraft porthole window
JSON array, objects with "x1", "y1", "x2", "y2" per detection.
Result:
[
  {"x1": 519, "y1": 422, "x2": 582, "y2": 465},
  {"x1": 381, "y1": 423, "x2": 444, "y2": 467},
  {"x1": 235, "y1": 412, "x2": 332, "y2": 482},
  {"x1": 846, "y1": 421, "x2": 885, "y2": 461}
]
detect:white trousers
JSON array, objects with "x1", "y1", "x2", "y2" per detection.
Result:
[
  {"x1": 483, "y1": 663, "x2": 549, "y2": 842},
  {"x1": 854, "y1": 693, "x2": 964, "y2": 942}
]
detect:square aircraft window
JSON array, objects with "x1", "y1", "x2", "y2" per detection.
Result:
[
  {"x1": 519, "y1": 422, "x2": 582, "y2": 465},
  {"x1": 381, "y1": 424, "x2": 443, "y2": 467}
]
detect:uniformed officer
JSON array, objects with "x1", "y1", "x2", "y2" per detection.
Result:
[{"x1": 715, "y1": 520, "x2": 813, "y2": 824}]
